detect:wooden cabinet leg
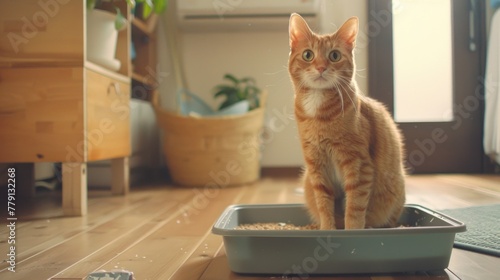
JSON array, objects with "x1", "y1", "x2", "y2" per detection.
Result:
[
  {"x1": 111, "y1": 157, "x2": 129, "y2": 195},
  {"x1": 62, "y1": 162, "x2": 87, "y2": 216}
]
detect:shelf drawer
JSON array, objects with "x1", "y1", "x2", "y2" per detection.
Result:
[
  {"x1": 0, "y1": 68, "x2": 132, "y2": 163},
  {"x1": 86, "y1": 69, "x2": 131, "y2": 161},
  {"x1": 0, "y1": 67, "x2": 85, "y2": 162}
]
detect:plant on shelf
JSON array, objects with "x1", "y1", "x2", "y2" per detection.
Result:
[
  {"x1": 85, "y1": 0, "x2": 167, "y2": 72},
  {"x1": 134, "y1": 0, "x2": 168, "y2": 20},
  {"x1": 213, "y1": 74, "x2": 262, "y2": 112},
  {"x1": 86, "y1": 0, "x2": 168, "y2": 30}
]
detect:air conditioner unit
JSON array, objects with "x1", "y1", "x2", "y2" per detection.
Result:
[{"x1": 176, "y1": 0, "x2": 322, "y2": 32}]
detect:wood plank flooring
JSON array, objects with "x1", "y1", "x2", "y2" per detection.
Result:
[{"x1": 0, "y1": 174, "x2": 499, "y2": 280}]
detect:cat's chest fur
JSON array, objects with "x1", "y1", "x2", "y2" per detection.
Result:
[
  {"x1": 312, "y1": 132, "x2": 345, "y2": 195},
  {"x1": 297, "y1": 91, "x2": 346, "y2": 190},
  {"x1": 301, "y1": 90, "x2": 326, "y2": 117}
]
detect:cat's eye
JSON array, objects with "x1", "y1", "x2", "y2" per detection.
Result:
[
  {"x1": 302, "y1": 50, "x2": 314, "y2": 62},
  {"x1": 329, "y1": 50, "x2": 341, "y2": 62}
]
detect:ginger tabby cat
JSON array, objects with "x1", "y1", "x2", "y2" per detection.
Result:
[{"x1": 288, "y1": 13, "x2": 406, "y2": 230}]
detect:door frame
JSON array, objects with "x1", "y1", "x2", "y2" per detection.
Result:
[{"x1": 367, "y1": 0, "x2": 493, "y2": 173}]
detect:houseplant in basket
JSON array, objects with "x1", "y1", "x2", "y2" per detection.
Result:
[
  {"x1": 153, "y1": 74, "x2": 267, "y2": 187},
  {"x1": 213, "y1": 73, "x2": 261, "y2": 113}
]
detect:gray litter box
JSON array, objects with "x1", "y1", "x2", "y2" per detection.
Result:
[{"x1": 212, "y1": 204, "x2": 466, "y2": 275}]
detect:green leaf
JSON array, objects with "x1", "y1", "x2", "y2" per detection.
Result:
[
  {"x1": 142, "y1": 0, "x2": 153, "y2": 18},
  {"x1": 240, "y1": 77, "x2": 256, "y2": 84},
  {"x1": 218, "y1": 95, "x2": 240, "y2": 110},
  {"x1": 214, "y1": 84, "x2": 236, "y2": 92},
  {"x1": 237, "y1": 89, "x2": 246, "y2": 100},
  {"x1": 244, "y1": 87, "x2": 251, "y2": 99},
  {"x1": 153, "y1": 0, "x2": 168, "y2": 14},
  {"x1": 218, "y1": 100, "x2": 232, "y2": 110},
  {"x1": 214, "y1": 86, "x2": 237, "y2": 97},
  {"x1": 87, "y1": 0, "x2": 97, "y2": 9},
  {"x1": 114, "y1": 7, "x2": 127, "y2": 30},
  {"x1": 213, "y1": 73, "x2": 262, "y2": 112},
  {"x1": 214, "y1": 90, "x2": 237, "y2": 99},
  {"x1": 223, "y1": 73, "x2": 240, "y2": 86}
]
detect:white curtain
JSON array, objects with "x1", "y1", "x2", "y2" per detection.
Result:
[{"x1": 484, "y1": 9, "x2": 500, "y2": 165}]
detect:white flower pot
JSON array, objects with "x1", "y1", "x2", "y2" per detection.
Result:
[{"x1": 86, "y1": 9, "x2": 121, "y2": 71}]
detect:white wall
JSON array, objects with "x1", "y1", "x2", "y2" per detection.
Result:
[
  {"x1": 181, "y1": 31, "x2": 302, "y2": 166},
  {"x1": 159, "y1": 0, "x2": 368, "y2": 167}
]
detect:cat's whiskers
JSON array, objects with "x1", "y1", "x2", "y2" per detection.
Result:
[
  {"x1": 335, "y1": 78, "x2": 358, "y2": 114},
  {"x1": 333, "y1": 83, "x2": 345, "y2": 117},
  {"x1": 331, "y1": 69, "x2": 357, "y2": 83},
  {"x1": 295, "y1": 79, "x2": 309, "y2": 93},
  {"x1": 355, "y1": 67, "x2": 367, "y2": 79},
  {"x1": 266, "y1": 66, "x2": 295, "y2": 88},
  {"x1": 337, "y1": 76, "x2": 357, "y2": 93},
  {"x1": 264, "y1": 67, "x2": 287, "y2": 76}
]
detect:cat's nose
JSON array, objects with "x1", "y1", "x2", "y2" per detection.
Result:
[{"x1": 316, "y1": 66, "x2": 326, "y2": 73}]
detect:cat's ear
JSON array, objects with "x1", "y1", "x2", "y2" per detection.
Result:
[
  {"x1": 289, "y1": 13, "x2": 312, "y2": 49},
  {"x1": 336, "y1": 17, "x2": 359, "y2": 50}
]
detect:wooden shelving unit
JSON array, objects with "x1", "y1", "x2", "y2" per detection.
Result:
[
  {"x1": 0, "y1": 1, "x2": 133, "y2": 216},
  {"x1": 131, "y1": 14, "x2": 159, "y2": 101}
]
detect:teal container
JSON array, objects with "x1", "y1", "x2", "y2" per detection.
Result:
[{"x1": 212, "y1": 204, "x2": 466, "y2": 275}]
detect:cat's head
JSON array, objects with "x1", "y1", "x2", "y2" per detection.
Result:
[{"x1": 288, "y1": 13, "x2": 359, "y2": 90}]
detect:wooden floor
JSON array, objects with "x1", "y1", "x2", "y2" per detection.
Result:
[{"x1": 1, "y1": 173, "x2": 499, "y2": 280}]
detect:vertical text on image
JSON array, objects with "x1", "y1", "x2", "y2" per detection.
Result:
[{"x1": 7, "y1": 167, "x2": 17, "y2": 272}]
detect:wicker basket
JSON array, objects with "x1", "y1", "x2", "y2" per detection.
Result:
[{"x1": 152, "y1": 91, "x2": 266, "y2": 187}]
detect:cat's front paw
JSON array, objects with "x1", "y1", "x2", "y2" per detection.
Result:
[
  {"x1": 319, "y1": 222, "x2": 336, "y2": 230},
  {"x1": 344, "y1": 220, "x2": 365, "y2": 230}
]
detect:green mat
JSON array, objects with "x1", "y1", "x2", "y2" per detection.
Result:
[{"x1": 441, "y1": 204, "x2": 500, "y2": 257}]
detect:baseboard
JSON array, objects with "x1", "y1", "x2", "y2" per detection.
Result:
[{"x1": 260, "y1": 166, "x2": 302, "y2": 178}]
